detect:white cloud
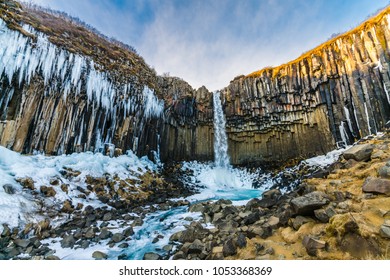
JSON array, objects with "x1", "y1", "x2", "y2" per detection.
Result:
[{"x1": 26, "y1": 0, "x2": 390, "y2": 90}]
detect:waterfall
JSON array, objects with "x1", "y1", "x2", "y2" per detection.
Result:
[{"x1": 213, "y1": 91, "x2": 230, "y2": 168}]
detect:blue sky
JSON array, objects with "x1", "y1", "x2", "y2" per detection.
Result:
[{"x1": 30, "y1": 0, "x2": 389, "y2": 90}]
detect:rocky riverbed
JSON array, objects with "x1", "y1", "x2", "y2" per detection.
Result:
[
  {"x1": 166, "y1": 134, "x2": 390, "y2": 260},
  {"x1": 1, "y1": 134, "x2": 390, "y2": 260}
]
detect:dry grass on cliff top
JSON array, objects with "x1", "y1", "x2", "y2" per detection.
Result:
[
  {"x1": 246, "y1": 4, "x2": 390, "y2": 80},
  {"x1": 0, "y1": 0, "x2": 157, "y2": 87}
]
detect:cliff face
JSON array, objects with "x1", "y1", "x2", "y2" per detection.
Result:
[
  {"x1": 1, "y1": 0, "x2": 390, "y2": 166},
  {"x1": 163, "y1": 7, "x2": 390, "y2": 165},
  {"x1": 220, "y1": 11, "x2": 390, "y2": 164}
]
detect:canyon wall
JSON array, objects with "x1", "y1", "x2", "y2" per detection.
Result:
[{"x1": 2, "y1": 0, "x2": 390, "y2": 166}]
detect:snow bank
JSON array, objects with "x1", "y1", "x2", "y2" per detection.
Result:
[{"x1": 0, "y1": 146, "x2": 157, "y2": 231}]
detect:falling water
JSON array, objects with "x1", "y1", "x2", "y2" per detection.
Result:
[{"x1": 213, "y1": 91, "x2": 230, "y2": 168}]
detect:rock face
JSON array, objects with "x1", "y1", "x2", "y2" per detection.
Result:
[{"x1": 1, "y1": 1, "x2": 390, "y2": 166}]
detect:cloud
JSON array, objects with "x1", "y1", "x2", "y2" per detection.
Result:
[{"x1": 27, "y1": 0, "x2": 390, "y2": 90}]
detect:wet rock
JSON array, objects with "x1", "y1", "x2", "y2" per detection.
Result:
[
  {"x1": 122, "y1": 227, "x2": 134, "y2": 237},
  {"x1": 290, "y1": 191, "x2": 330, "y2": 215},
  {"x1": 223, "y1": 238, "x2": 237, "y2": 257},
  {"x1": 189, "y1": 203, "x2": 205, "y2": 213},
  {"x1": 132, "y1": 218, "x2": 144, "y2": 227},
  {"x1": 92, "y1": 251, "x2": 108, "y2": 260},
  {"x1": 112, "y1": 233, "x2": 125, "y2": 243},
  {"x1": 262, "y1": 189, "x2": 282, "y2": 200},
  {"x1": 3, "y1": 184, "x2": 15, "y2": 195},
  {"x1": 362, "y1": 177, "x2": 390, "y2": 195},
  {"x1": 143, "y1": 252, "x2": 161, "y2": 260},
  {"x1": 40, "y1": 186, "x2": 56, "y2": 197},
  {"x1": 343, "y1": 144, "x2": 374, "y2": 162},
  {"x1": 302, "y1": 236, "x2": 327, "y2": 256},
  {"x1": 1, "y1": 224, "x2": 11, "y2": 237},
  {"x1": 245, "y1": 198, "x2": 261, "y2": 211},
  {"x1": 98, "y1": 228, "x2": 112, "y2": 240}
]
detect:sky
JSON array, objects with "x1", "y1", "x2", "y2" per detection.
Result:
[{"x1": 28, "y1": 0, "x2": 389, "y2": 91}]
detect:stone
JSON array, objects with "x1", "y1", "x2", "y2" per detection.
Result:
[
  {"x1": 187, "y1": 239, "x2": 204, "y2": 254},
  {"x1": 60, "y1": 235, "x2": 75, "y2": 248},
  {"x1": 262, "y1": 189, "x2": 282, "y2": 200},
  {"x1": 132, "y1": 218, "x2": 144, "y2": 227},
  {"x1": 49, "y1": 178, "x2": 60, "y2": 185},
  {"x1": 292, "y1": 216, "x2": 313, "y2": 230},
  {"x1": 290, "y1": 191, "x2": 330, "y2": 215},
  {"x1": 84, "y1": 228, "x2": 95, "y2": 239},
  {"x1": 92, "y1": 251, "x2": 108, "y2": 260},
  {"x1": 267, "y1": 216, "x2": 280, "y2": 228},
  {"x1": 302, "y1": 236, "x2": 327, "y2": 256},
  {"x1": 242, "y1": 211, "x2": 261, "y2": 225},
  {"x1": 102, "y1": 212, "x2": 112, "y2": 221},
  {"x1": 379, "y1": 223, "x2": 390, "y2": 238},
  {"x1": 378, "y1": 165, "x2": 390, "y2": 179},
  {"x1": 45, "y1": 255, "x2": 60, "y2": 260},
  {"x1": 188, "y1": 203, "x2": 205, "y2": 213},
  {"x1": 62, "y1": 200, "x2": 74, "y2": 213},
  {"x1": 40, "y1": 185, "x2": 56, "y2": 197},
  {"x1": 16, "y1": 177, "x2": 35, "y2": 190},
  {"x1": 314, "y1": 206, "x2": 336, "y2": 223},
  {"x1": 362, "y1": 177, "x2": 390, "y2": 195},
  {"x1": 60, "y1": 184, "x2": 69, "y2": 194},
  {"x1": 143, "y1": 252, "x2": 161, "y2": 260},
  {"x1": 98, "y1": 228, "x2": 112, "y2": 240},
  {"x1": 3, "y1": 184, "x2": 15, "y2": 195},
  {"x1": 343, "y1": 144, "x2": 374, "y2": 162},
  {"x1": 13, "y1": 239, "x2": 30, "y2": 248},
  {"x1": 236, "y1": 233, "x2": 247, "y2": 248},
  {"x1": 223, "y1": 238, "x2": 237, "y2": 257},
  {"x1": 111, "y1": 233, "x2": 125, "y2": 243},
  {"x1": 122, "y1": 227, "x2": 134, "y2": 237}
]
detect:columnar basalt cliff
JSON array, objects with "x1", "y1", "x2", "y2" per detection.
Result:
[
  {"x1": 1, "y1": 0, "x2": 390, "y2": 166},
  {"x1": 164, "y1": 7, "x2": 390, "y2": 165}
]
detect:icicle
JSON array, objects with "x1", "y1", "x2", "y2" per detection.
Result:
[
  {"x1": 364, "y1": 102, "x2": 372, "y2": 135},
  {"x1": 143, "y1": 87, "x2": 164, "y2": 119},
  {"x1": 384, "y1": 82, "x2": 390, "y2": 105},
  {"x1": 343, "y1": 106, "x2": 353, "y2": 133},
  {"x1": 339, "y1": 121, "x2": 348, "y2": 147}
]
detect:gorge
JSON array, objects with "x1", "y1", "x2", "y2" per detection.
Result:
[{"x1": 1, "y1": 0, "x2": 390, "y2": 261}]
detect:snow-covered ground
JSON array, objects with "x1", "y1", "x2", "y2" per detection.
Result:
[{"x1": 0, "y1": 146, "x2": 157, "y2": 232}]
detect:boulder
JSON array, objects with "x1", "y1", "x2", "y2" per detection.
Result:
[
  {"x1": 92, "y1": 251, "x2": 108, "y2": 260},
  {"x1": 122, "y1": 227, "x2": 134, "y2": 237},
  {"x1": 112, "y1": 233, "x2": 125, "y2": 243},
  {"x1": 143, "y1": 252, "x2": 161, "y2": 260},
  {"x1": 290, "y1": 191, "x2": 330, "y2": 215},
  {"x1": 343, "y1": 144, "x2": 374, "y2": 161},
  {"x1": 314, "y1": 206, "x2": 336, "y2": 223},
  {"x1": 292, "y1": 216, "x2": 314, "y2": 230},
  {"x1": 362, "y1": 177, "x2": 390, "y2": 195},
  {"x1": 262, "y1": 189, "x2": 282, "y2": 200}
]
